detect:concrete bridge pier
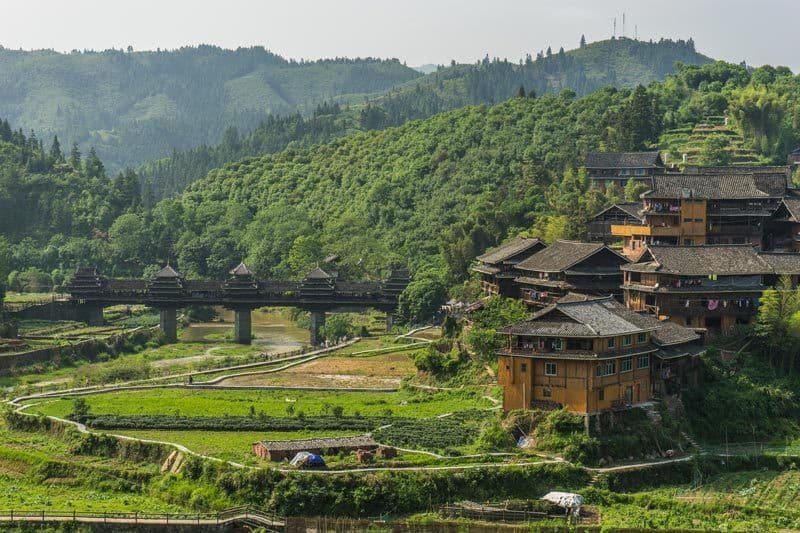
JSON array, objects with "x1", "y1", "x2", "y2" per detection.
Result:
[
  {"x1": 309, "y1": 311, "x2": 326, "y2": 345},
  {"x1": 385, "y1": 312, "x2": 394, "y2": 332},
  {"x1": 233, "y1": 308, "x2": 252, "y2": 345},
  {"x1": 159, "y1": 307, "x2": 178, "y2": 343}
]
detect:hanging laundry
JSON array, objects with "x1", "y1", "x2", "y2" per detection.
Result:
[{"x1": 708, "y1": 299, "x2": 719, "y2": 311}]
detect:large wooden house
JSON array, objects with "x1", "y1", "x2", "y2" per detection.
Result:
[
  {"x1": 585, "y1": 151, "x2": 664, "y2": 190},
  {"x1": 612, "y1": 171, "x2": 787, "y2": 259},
  {"x1": 496, "y1": 297, "x2": 702, "y2": 414},
  {"x1": 621, "y1": 245, "x2": 771, "y2": 332},
  {"x1": 473, "y1": 237, "x2": 546, "y2": 297},
  {"x1": 513, "y1": 241, "x2": 629, "y2": 307}
]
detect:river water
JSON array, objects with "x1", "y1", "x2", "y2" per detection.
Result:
[{"x1": 180, "y1": 308, "x2": 308, "y2": 354}]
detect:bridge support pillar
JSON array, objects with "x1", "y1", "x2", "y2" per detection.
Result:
[
  {"x1": 234, "y1": 309, "x2": 252, "y2": 345},
  {"x1": 80, "y1": 305, "x2": 104, "y2": 327},
  {"x1": 310, "y1": 311, "x2": 326, "y2": 345},
  {"x1": 385, "y1": 312, "x2": 394, "y2": 333},
  {"x1": 159, "y1": 308, "x2": 178, "y2": 343}
]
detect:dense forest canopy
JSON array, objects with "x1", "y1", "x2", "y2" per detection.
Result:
[
  {"x1": 2, "y1": 59, "x2": 800, "y2": 317},
  {"x1": 0, "y1": 45, "x2": 420, "y2": 172},
  {"x1": 142, "y1": 37, "x2": 713, "y2": 198}
]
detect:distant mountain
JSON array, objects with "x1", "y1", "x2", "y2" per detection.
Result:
[
  {"x1": 142, "y1": 37, "x2": 713, "y2": 199},
  {"x1": 413, "y1": 64, "x2": 440, "y2": 74},
  {"x1": 0, "y1": 45, "x2": 420, "y2": 171}
]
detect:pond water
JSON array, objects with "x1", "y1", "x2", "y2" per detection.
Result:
[{"x1": 180, "y1": 308, "x2": 308, "y2": 353}]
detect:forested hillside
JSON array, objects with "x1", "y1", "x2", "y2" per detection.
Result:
[
  {"x1": 2, "y1": 60, "x2": 800, "y2": 317},
  {"x1": 142, "y1": 38, "x2": 712, "y2": 198},
  {"x1": 0, "y1": 45, "x2": 419, "y2": 172}
]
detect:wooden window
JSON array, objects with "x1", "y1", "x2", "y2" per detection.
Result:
[
  {"x1": 596, "y1": 361, "x2": 616, "y2": 377},
  {"x1": 637, "y1": 355, "x2": 650, "y2": 369},
  {"x1": 622, "y1": 335, "x2": 632, "y2": 346},
  {"x1": 552, "y1": 338, "x2": 562, "y2": 351},
  {"x1": 637, "y1": 332, "x2": 647, "y2": 343},
  {"x1": 607, "y1": 337, "x2": 615, "y2": 348},
  {"x1": 598, "y1": 388, "x2": 605, "y2": 401},
  {"x1": 545, "y1": 362, "x2": 557, "y2": 376},
  {"x1": 521, "y1": 363, "x2": 527, "y2": 372},
  {"x1": 620, "y1": 357, "x2": 633, "y2": 373}
]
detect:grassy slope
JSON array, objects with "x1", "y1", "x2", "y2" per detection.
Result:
[{"x1": 0, "y1": 419, "x2": 190, "y2": 512}]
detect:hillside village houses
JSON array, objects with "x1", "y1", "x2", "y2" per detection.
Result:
[{"x1": 476, "y1": 152, "x2": 800, "y2": 415}]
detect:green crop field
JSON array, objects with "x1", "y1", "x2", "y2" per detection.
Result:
[
  {"x1": 28, "y1": 387, "x2": 495, "y2": 419},
  {"x1": 595, "y1": 469, "x2": 800, "y2": 530}
]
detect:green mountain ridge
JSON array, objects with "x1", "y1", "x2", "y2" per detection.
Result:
[
  {"x1": 142, "y1": 37, "x2": 712, "y2": 198},
  {"x1": 0, "y1": 45, "x2": 420, "y2": 172}
]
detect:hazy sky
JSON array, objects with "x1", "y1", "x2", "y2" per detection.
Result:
[{"x1": 3, "y1": 0, "x2": 799, "y2": 71}]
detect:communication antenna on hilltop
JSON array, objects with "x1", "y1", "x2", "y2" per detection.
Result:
[
  {"x1": 622, "y1": 13, "x2": 626, "y2": 38},
  {"x1": 613, "y1": 17, "x2": 617, "y2": 37},
  {"x1": 635, "y1": 25, "x2": 638, "y2": 40}
]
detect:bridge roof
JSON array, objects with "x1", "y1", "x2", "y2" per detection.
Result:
[
  {"x1": 154, "y1": 265, "x2": 183, "y2": 278},
  {"x1": 230, "y1": 262, "x2": 255, "y2": 276},
  {"x1": 305, "y1": 267, "x2": 333, "y2": 279}
]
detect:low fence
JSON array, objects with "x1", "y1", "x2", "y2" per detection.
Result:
[
  {"x1": 0, "y1": 506, "x2": 282, "y2": 528},
  {"x1": 439, "y1": 505, "x2": 555, "y2": 523}
]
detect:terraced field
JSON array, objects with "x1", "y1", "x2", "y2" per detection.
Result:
[
  {"x1": 214, "y1": 352, "x2": 418, "y2": 388},
  {"x1": 27, "y1": 387, "x2": 495, "y2": 419}
]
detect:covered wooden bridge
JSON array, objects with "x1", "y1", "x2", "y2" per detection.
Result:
[{"x1": 65, "y1": 264, "x2": 410, "y2": 344}]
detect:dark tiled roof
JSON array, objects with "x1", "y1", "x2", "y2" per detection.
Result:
[
  {"x1": 590, "y1": 203, "x2": 644, "y2": 221},
  {"x1": 514, "y1": 277, "x2": 572, "y2": 289},
  {"x1": 643, "y1": 173, "x2": 787, "y2": 199},
  {"x1": 476, "y1": 237, "x2": 544, "y2": 265},
  {"x1": 650, "y1": 321, "x2": 701, "y2": 346},
  {"x1": 255, "y1": 435, "x2": 377, "y2": 452},
  {"x1": 515, "y1": 241, "x2": 627, "y2": 273},
  {"x1": 556, "y1": 292, "x2": 605, "y2": 303},
  {"x1": 473, "y1": 264, "x2": 501, "y2": 275},
  {"x1": 585, "y1": 152, "x2": 663, "y2": 169},
  {"x1": 758, "y1": 253, "x2": 800, "y2": 275},
  {"x1": 781, "y1": 197, "x2": 800, "y2": 221},
  {"x1": 682, "y1": 165, "x2": 790, "y2": 176},
  {"x1": 622, "y1": 245, "x2": 772, "y2": 276},
  {"x1": 499, "y1": 297, "x2": 660, "y2": 337},
  {"x1": 305, "y1": 267, "x2": 332, "y2": 279},
  {"x1": 154, "y1": 265, "x2": 182, "y2": 278}
]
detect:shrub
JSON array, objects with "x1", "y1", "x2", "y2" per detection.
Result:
[{"x1": 475, "y1": 418, "x2": 516, "y2": 452}]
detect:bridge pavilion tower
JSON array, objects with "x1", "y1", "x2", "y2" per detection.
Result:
[{"x1": 148, "y1": 265, "x2": 184, "y2": 343}]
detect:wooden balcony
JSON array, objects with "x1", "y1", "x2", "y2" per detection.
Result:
[{"x1": 611, "y1": 224, "x2": 681, "y2": 237}]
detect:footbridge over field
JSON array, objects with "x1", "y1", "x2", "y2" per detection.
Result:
[{"x1": 65, "y1": 263, "x2": 410, "y2": 345}]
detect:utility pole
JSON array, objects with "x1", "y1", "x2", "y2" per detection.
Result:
[
  {"x1": 623, "y1": 13, "x2": 626, "y2": 38},
  {"x1": 613, "y1": 17, "x2": 616, "y2": 38}
]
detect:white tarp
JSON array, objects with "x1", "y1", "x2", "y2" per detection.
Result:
[
  {"x1": 541, "y1": 491, "x2": 583, "y2": 516},
  {"x1": 289, "y1": 452, "x2": 312, "y2": 466}
]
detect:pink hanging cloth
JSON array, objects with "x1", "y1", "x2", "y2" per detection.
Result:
[{"x1": 708, "y1": 299, "x2": 719, "y2": 311}]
